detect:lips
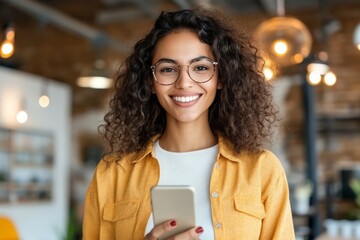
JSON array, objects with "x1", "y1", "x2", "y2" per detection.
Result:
[{"x1": 172, "y1": 95, "x2": 200, "y2": 103}]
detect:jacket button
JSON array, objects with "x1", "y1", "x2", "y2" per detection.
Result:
[
  {"x1": 211, "y1": 192, "x2": 219, "y2": 198},
  {"x1": 215, "y1": 222, "x2": 222, "y2": 228}
]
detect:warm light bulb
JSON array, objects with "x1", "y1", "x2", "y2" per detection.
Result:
[
  {"x1": 16, "y1": 110, "x2": 28, "y2": 123},
  {"x1": 324, "y1": 71, "x2": 337, "y2": 86},
  {"x1": 39, "y1": 95, "x2": 50, "y2": 108},
  {"x1": 263, "y1": 66, "x2": 274, "y2": 81},
  {"x1": 308, "y1": 72, "x2": 321, "y2": 85},
  {"x1": 357, "y1": 44, "x2": 360, "y2": 51},
  {"x1": 273, "y1": 40, "x2": 288, "y2": 56},
  {"x1": 1, "y1": 40, "x2": 14, "y2": 58}
]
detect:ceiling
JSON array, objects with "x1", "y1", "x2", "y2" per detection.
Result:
[{"x1": 1, "y1": 0, "x2": 360, "y2": 115}]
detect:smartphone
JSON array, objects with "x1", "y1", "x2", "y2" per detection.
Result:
[{"x1": 151, "y1": 185, "x2": 196, "y2": 239}]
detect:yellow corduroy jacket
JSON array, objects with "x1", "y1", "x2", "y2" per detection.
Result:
[{"x1": 83, "y1": 135, "x2": 295, "y2": 240}]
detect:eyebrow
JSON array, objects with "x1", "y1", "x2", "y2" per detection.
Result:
[{"x1": 153, "y1": 56, "x2": 212, "y2": 65}]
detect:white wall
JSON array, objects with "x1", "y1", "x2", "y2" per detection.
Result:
[{"x1": 0, "y1": 66, "x2": 72, "y2": 240}]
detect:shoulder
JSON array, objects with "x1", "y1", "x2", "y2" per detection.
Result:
[
  {"x1": 93, "y1": 152, "x2": 134, "y2": 177},
  {"x1": 255, "y1": 149, "x2": 285, "y2": 177},
  {"x1": 94, "y1": 148, "x2": 155, "y2": 177},
  {"x1": 237, "y1": 149, "x2": 282, "y2": 168},
  {"x1": 237, "y1": 149, "x2": 285, "y2": 182},
  {"x1": 257, "y1": 149, "x2": 283, "y2": 170}
]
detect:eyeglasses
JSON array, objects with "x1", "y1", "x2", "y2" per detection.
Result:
[{"x1": 150, "y1": 57, "x2": 218, "y2": 85}]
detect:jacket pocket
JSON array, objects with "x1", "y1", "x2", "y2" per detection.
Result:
[
  {"x1": 103, "y1": 200, "x2": 140, "y2": 222},
  {"x1": 234, "y1": 196, "x2": 265, "y2": 220}
]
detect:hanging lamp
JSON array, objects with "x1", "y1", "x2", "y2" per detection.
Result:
[
  {"x1": 77, "y1": 59, "x2": 113, "y2": 89},
  {"x1": 254, "y1": 0, "x2": 312, "y2": 67}
]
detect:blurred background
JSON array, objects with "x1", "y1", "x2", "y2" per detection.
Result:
[{"x1": 0, "y1": 0, "x2": 360, "y2": 239}]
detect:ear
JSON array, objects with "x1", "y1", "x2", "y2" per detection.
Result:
[{"x1": 217, "y1": 81, "x2": 222, "y2": 89}]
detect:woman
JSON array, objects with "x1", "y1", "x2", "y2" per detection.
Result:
[{"x1": 83, "y1": 8, "x2": 295, "y2": 240}]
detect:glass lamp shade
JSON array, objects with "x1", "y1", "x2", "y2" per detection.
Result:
[
  {"x1": 77, "y1": 64, "x2": 113, "y2": 89},
  {"x1": 254, "y1": 16, "x2": 312, "y2": 67}
]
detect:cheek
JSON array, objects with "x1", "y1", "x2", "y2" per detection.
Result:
[{"x1": 153, "y1": 85, "x2": 168, "y2": 105}]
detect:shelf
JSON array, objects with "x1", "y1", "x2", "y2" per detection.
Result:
[
  {"x1": 11, "y1": 163, "x2": 53, "y2": 169},
  {"x1": 0, "y1": 127, "x2": 54, "y2": 204}
]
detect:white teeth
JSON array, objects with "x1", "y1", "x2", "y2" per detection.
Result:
[{"x1": 173, "y1": 95, "x2": 200, "y2": 103}]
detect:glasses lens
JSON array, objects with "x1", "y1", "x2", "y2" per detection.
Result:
[
  {"x1": 189, "y1": 59, "x2": 215, "y2": 83},
  {"x1": 153, "y1": 58, "x2": 216, "y2": 85},
  {"x1": 154, "y1": 62, "x2": 178, "y2": 85}
]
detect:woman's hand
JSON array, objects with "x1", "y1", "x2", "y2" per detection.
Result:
[{"x1": 144, "y1": 220, "x2": 204, "y2": 240}]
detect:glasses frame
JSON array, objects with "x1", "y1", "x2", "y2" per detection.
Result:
[{"x1": 150, "y1": 57, "x2": 218, "y2": 86}]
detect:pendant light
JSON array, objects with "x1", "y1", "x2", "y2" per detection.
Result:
[
  {"x1": 0, "y1": 23, "x2": 15, "y2": 59},
  {"x1": 39, "y1": 80, "x2": 50, "y2": 108},
  {"x1": 77, "y1": 59, "x2": 113, "y2": 89},
  {"x1": 254, "y1": 0, "x2": 312, "y2": 67}
]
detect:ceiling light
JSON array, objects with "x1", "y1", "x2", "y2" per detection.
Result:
[
  {"x1": 306, "y1": 60, "x2": 336, "y2": 86},
  {"x1": 16, "y1": 99, "x2": 28, "y2": 124},
  {"x1": 39, "y1": 95, "x2": 50, "y2": 108},
  {"x1": 261, "y1": 57, "x2": 279, "y2": 81},
  {"x1": 324, "y1": 71, "x2": 337, "y2": 86},
  {"x1": 254, "y1": 0, "x2": 312, "y2": 67},
  {"x1": 263, "y1": 66, "x2": 275, "y2": 81},
  {"x1": 39, "y1": 81, "x2": 50, "y2": 108},
  {"x1": 16, "y1": 110, "x2": 28, "y2": 124},
  {"x1": 307, "y1": 72, "x2": 322, "y2": 86},
  {"x1": 77, "y1": 59, "x2": 113, "y2": 89},
  {"x1": 1, "y1": 24, "x2": 15, "y2": 59}
]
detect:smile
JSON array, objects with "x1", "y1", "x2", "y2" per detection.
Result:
[{"x1": 172, "y1": 95, "x2": 200, "y2": 103}]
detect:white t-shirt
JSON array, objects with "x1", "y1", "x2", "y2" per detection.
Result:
[{"x1": 145, "y1": 140, "x2": 217, "y2": 239}]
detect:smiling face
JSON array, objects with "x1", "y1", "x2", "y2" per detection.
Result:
[{"x1": 151, "y1": 29, "x2": 220, "y2": 126}]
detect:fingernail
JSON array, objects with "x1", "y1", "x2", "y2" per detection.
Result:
[
  {"x1": 170, "y1": 220, "x2": 177, "y2": 227},
  {"x1": 195, "y1": 226, "x2": 204, "y2": 233}
]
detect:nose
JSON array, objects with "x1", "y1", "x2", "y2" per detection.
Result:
[{"x1": 174, "y1": 65, "x2": 194, "y2": 89}]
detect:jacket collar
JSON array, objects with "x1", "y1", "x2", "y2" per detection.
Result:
[
  {"x1": 132, "y1": 134, "x2": 244, "y2": 163},
  {"x1": 130, "y1": 134, "x2": 161, "y2": 163},
  {"x1": 217, "y1": 136, "x2": 244, "y2": 163}
]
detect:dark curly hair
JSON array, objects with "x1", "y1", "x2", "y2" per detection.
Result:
[{"x1": 100, "y1": 8, "x2": 278, "y2": 159}]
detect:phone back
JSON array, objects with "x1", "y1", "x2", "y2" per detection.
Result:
[{"x1": 151, "y1": 185, "x2": 196, "y2": 239}]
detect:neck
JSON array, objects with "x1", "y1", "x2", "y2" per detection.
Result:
[{"x1": 159, "y1": 121, "x2": 217, "y2": 152}]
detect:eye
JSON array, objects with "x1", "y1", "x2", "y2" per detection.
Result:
[
  {"x1": 160, "y1": 67, "x2": 177, "y2": 73},
  {"x1": 194, "y1": 65, "x2": 209, "y2": 71}
]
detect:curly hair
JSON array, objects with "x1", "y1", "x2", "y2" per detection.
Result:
[{"x1": 100, "y1": 8, "x2": 278, "y2": 158}]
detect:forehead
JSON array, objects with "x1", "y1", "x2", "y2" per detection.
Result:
[{"x1": 152, "y1": 29, "x2": 214, "y2": 63}]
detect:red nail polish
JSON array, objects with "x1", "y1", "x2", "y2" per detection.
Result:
[
  {"x1": 195, "y1": 227, "x2": 204, "y2": 233},
  {"x1": 170, "y1": 220, "x2": 177, "y2": 227}
]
